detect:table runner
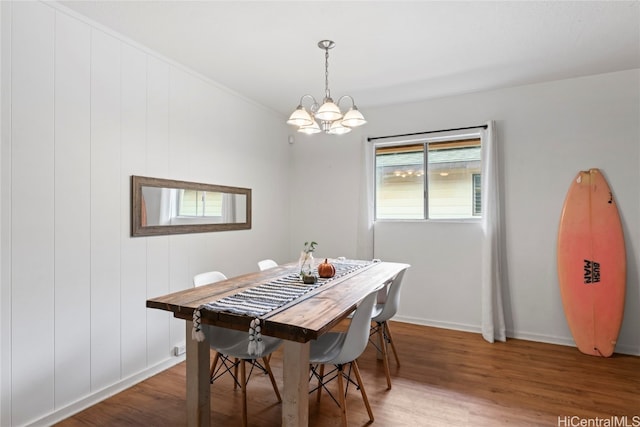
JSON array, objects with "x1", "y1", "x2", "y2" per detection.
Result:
[{"x1": 192, "y1": 259, "x2": 375, "y2": 354}]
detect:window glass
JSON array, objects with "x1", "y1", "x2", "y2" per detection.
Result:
[
  {"x1": 427, "y1": 139, "x2": 481, "y2": 219},
  {"x1": 375, "y1": 144, "x2": 424, "y2": 219},
  {"x1": 374, "y1": 137, "x2": 481, "y2": 220},
  {"x1": 178, "y1": 190, "x2": 223, "y2": 217}
]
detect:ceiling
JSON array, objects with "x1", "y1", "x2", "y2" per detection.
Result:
[{"x1": 58, "y1": 1, "x2": 640, "y2": 118}]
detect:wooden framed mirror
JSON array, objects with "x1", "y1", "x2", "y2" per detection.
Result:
[{"x1": 131, "y1": 175, "x2": 251, "y2": 237}]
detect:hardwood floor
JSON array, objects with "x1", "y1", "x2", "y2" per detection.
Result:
[{"x1": 56, "y1": 322, "x2": 640, "y2": 426}]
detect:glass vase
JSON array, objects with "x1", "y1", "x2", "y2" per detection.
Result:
[{"x1": 298, "y1": 251, "x2": 314, "y2": 277}]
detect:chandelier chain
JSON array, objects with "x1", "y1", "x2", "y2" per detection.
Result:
[{"x1": 324, "y1": 47, "x2": 331, "y2": 100}]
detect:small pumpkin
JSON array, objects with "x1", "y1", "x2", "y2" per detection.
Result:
[{"x1": 318, "y1": 259, "x2": 336, "y2": 278}]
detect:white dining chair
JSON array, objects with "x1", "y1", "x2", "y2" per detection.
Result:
[
  {"x1": 308, "y1": 286, "x2": 382, "y2": 426},
  {"x1": 193, "y1": 271, "x2": 282, "y2": 427},
  {"x1": 257, "y1": 259, "x2": 278, "y2": 271},
  {"x1": 369, "y1": 267, "x2": 408, "y2": 389}
]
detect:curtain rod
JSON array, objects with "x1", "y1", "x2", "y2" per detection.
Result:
[{"x1": 367, "y1": 124, "x2": 488, "y2": 142}]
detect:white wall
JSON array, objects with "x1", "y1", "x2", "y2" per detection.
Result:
[
  {"x1": 288, "y1": 132, "x2": 365, "y2": 259},
  {"x1": 289, "y1": 69, "x2": 640, "y2": 355},
  {"x1": 2, "y1": 1, "x2": 639, "y2": 426},
  {"x1": 0, "y1": 2, "x2": 291, "y2": 426}
]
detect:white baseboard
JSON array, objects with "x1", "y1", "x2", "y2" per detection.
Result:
[
  {"x1": 27, "y1": 356, "x2": 185, "y2": 427},
  {"x1": 393, "y1": 316, "x2": 640, "y2": 356},
  {"x1": 507, "y1": 330, "x2": 639, "y2": 356},
  {"x1": 393, "y1": 315, "x2": 482, "y2": 335},
  {"x1": 611, "y1": 343, "x2": 640, "y2": 356},
  {"x1": 22, "y1": 319, "x2": 640, "y2": 427}
]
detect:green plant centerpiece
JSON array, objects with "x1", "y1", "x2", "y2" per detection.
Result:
[{"x1": 299, "y1": 241, "x2": 318, "y2": 284}]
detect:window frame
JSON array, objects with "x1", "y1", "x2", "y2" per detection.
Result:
[
  {"x1": 373, "y1": 128, "x2": 483, "y2": 223},
  {"x1": 177, "y1": 189, "x2": 223, "y2": 219},
  {"x1": 472, "y1": 173, "x2": 482, "y2": 217}
]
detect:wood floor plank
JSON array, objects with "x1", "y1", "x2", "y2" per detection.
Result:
[{"x1": 56, "y1": 322, "x2": 640, "y2": 426}]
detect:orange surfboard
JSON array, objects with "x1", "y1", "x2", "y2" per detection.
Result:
[{"x1": 557, "y1": 169, "x2": 626, "y2": 357}]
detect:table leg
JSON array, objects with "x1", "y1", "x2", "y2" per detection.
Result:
[
  {"x1": 282, "y1": 340, "x2": 310, "y2": 427},
  {"x1": 185, "y1": 321, "x2": 210, "y2": 427}
]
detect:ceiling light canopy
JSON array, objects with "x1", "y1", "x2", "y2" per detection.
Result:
[{"x1": 287, "y1": 40, "x2": 366, "y2": 135}]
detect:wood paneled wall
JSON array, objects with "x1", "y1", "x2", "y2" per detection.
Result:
[{"x1": 1, "y1": 2, "x2": 290, "y2": 425}]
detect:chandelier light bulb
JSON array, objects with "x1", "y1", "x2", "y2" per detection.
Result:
[
  {"x1": 327, "y1": 120, "x2": 352, "y2": 135},
  {"x1": 341, "y1": 106, "x2": 367, "y2": 127},
  {"x1": 315, "y1": 99, "x2": 343, "y2": 122},
  {"x1": 287, "y1": 105, "x2": 313, "y2": 127},
  {"x1": 298, "y1": 119, "x2": 321, "y2": 134}
]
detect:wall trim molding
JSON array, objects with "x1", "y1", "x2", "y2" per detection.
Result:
[
  {"x1": 27, "y1": 357, "x2": 184, "y2": 427},
  {"x1": 394, "y1": 316, "x2": 640, "y2": 356}
]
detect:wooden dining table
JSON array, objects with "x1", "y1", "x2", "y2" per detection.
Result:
[{"x1": 146, "y1": 259, "x2": 410, "y2": 427}]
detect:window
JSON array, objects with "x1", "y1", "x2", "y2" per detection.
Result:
[
  {"x1": 375, "y1": 135, "x2": 482, "y2": 220},
  {"x1": 178, "y1": 190, "x2": 223, "y2": 217}
]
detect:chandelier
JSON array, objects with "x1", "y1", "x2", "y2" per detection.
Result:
[{"x1": 287, "y1": 40, "x2": 366, "y2": 135}]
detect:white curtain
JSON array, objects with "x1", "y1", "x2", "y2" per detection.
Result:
[
  {"x1": 480, "y1": 120, "x2": 507, "y2": 343},
  {"x1": 160, "y1": 188, "x2": 176, "y2": 225},
  {"x1": 222, "y1": 193, "x2": 236, "y2": 223},
  {"x1": 356, "y1": 137, "x2": 375, "y2": 260}
]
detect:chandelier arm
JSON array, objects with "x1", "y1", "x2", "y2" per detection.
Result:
[
  {"x1": 299, "y1": 94, "x2": 320, "y2": 112},
  {"x1": 336, "y1": 95, "x2": 356, "y2": 109}
]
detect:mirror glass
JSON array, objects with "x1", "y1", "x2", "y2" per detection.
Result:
[{"x1": 131, "y1": 176, "x2": 251, "y2": 236}]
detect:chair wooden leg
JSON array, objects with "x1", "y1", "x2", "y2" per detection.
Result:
[
  {"x1": 376, "y1": 323, "x2": 384, "y2": 360},
  {"x1": 336, "y1": 365, "x2": 348, "y2": 427},
  {"x1": 262, "y1": 356, "x2": 281, "y2": 402},
  {"x1": 316, "y1": 364, "x2": 325, "y2": 403},
  {"x1": 210, "y1": 351, "x2": 220, "y2": 382},
  {"x1": 352, "y1": 360, "x2": 374, "y2": 422},
  {"x1": 385, "y1": 321, "x2": 401, "y2": 367},
  {"x1": 240, "y1": 360, "x2": 247, "y2": 427},
  {"x1": 378, "y1": 324, "x2": 392, "y2": 389},
  {"x1": 234, "y1": 357, "x2": 240, "y2": 389}
]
